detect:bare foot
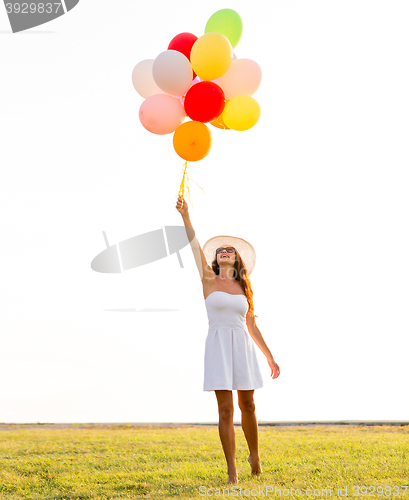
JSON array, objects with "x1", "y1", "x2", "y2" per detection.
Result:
[
  {"x1": 228, "y1": 467, "x2": 238, "y2": 484},
  {"x1": 248, "y1": 454, "x2": 263, "y2": 476}
]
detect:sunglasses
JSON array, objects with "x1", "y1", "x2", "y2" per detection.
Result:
[{"x1": 216, "y1": 247, "x2": 236, "y2": 254}]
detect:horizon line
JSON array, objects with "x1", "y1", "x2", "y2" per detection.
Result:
[{"x1": 1, "y1": 420, "x2": 408, "y2": 429}]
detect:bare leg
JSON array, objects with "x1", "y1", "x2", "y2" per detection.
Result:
[
  {"x1": 215, "y1": 390, "x2": 237, "y2": 483},
  {"x1": 238, "y1": 390, "x2": 263, "y2": 475}
]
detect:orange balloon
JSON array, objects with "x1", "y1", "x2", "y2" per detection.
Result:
[
  {"x1": 210, "y1": 115, "x2": 230, "y2": 129},
  {"x1": 173, "y1": 121, "x2": 212, "y2": 161},
  {"x1": 211, "y1": 100, "x2": 230, "y2": 129}
]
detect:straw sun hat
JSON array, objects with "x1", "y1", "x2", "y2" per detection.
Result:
[{"x1": 202, "y1": 235, "x2": 256, "y2": 276}]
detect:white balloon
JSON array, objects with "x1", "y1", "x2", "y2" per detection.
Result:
[
  {"x1": 132, "y1": 59, "x2": 166, "y2": 98},
  {"x1": 152, "y1": 50, "x2": 193, "y2": 97}
]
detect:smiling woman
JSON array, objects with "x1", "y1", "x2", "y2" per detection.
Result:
[
  {"x1": 206, "y1": 239, "x2": 257, "y2": 316},
  {"x1": 175, "y1": 195, "x2": 280, "y2": 484}
]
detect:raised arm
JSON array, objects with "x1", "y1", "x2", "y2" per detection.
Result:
[{"x1": 175, "y1": 197, "x2": 215, "y2": 282}]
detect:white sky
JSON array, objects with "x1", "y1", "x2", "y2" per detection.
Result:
[{"x1": 0, "y1": 0, "x2": 408, "y2": 424}]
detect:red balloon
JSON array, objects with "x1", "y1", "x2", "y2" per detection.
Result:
[
  {"x1": 168, "y1": 32, "x2": 198, "y2": 79},
  {"x1": 184, "y1": 82, "x2": 225, "y2": 123},
  {"x1": 168, "y1": 32, "x2": 198, "y2": 60}
]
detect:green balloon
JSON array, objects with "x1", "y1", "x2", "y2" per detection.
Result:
[{"x1": 205, "y1": 9, "x2": 243, "y2": 49}]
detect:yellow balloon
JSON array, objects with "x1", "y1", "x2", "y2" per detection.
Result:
[
  {"x1": 190, "y1": 33, "x2": 233, "y2": 81},
  {"x1": 222, "y1": 96, "x2": 261, "y2": 131}
]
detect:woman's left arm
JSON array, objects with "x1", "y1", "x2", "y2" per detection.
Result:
[{"x1": 246, "y1": 313, "x2": 280, "y2": 379}]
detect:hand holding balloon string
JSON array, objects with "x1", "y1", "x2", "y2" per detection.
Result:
[{"x1": 175, "y1": 196, "x2": 189, "y2": 216}]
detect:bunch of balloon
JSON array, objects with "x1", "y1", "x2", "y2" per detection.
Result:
[{"x1": 131, "y1": 8, "x2": 262, "y2": 205}]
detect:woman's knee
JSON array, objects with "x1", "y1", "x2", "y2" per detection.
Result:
[
  {"x1": 238, "y1": 399, "x2": 255, "y2": 413},
  {"x1": 218, "y1": 403, "x2": 234, "y2": 421}
]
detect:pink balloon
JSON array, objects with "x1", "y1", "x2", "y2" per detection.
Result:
[
  {"x1": 139, "y1": 94, "x2": 186, "y2": 135},
  {"x1": 218, "y1": 58, "x2": 262, "y2": 99}
]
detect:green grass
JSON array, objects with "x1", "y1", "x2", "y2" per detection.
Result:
[{"x1": 0, "y1": 425, "x2": 408, "y2": 499}]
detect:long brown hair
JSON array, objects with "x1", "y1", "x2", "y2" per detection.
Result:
[{"x1": 211, "y1": 249, "x2": 257, "y2": 318}]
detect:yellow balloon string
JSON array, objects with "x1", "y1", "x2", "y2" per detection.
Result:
[{"x1": 177, "y1": 160, "x2": 205, "y2": 210}]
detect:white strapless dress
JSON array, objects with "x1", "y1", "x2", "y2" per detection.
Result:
[{"x1": 203, "y1": 291, "x2": 264, "y2": 391}]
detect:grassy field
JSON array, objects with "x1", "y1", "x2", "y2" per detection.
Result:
[{"x1": 0, "y1": 424, "x2": 408, "y2": 499}]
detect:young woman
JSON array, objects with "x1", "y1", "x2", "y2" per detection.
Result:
[{"x1": 176, "y1": 196, "x2": 280, "y2": 484}]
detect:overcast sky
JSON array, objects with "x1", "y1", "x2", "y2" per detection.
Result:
[{"x1": 0, "y1": 0, "x2": 408, "y2": 424}]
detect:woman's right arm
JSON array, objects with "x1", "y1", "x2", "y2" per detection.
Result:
[{"x1": 175, "y1": 197, "x2": 215, "y2": 282}]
